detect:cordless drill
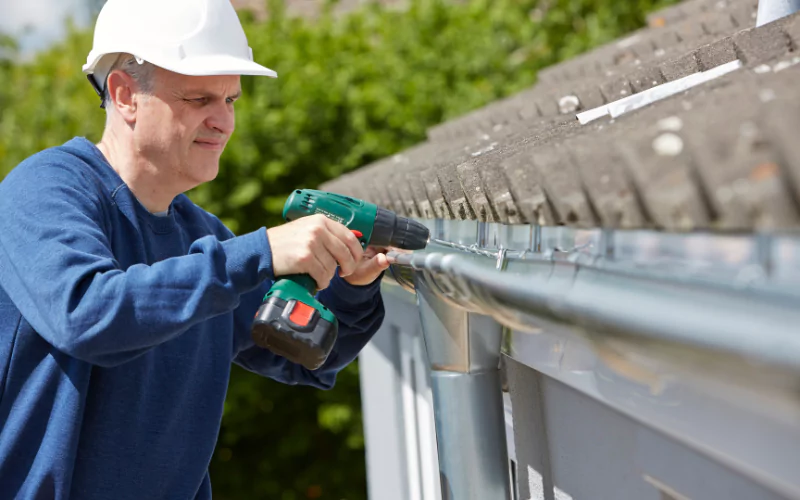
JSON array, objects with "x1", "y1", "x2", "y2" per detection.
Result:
[{"x1": 251, "y1": 189, "x2": 430, "y2": 370}]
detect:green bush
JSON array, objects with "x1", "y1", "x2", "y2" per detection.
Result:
[{"x1": 0, "y1": 0, "x2": 675, "y2": 497}]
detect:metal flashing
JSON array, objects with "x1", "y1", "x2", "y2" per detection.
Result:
[{"x1": 577, "y1": 60, "x2": 743, "y2": 124}]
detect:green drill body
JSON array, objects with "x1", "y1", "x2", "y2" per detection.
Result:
[{"x1": 251, "y1": 189, "x2": 429, "y2": 370}]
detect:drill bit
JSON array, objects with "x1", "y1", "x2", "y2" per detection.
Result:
[{"x1": 429, "y1": 238, "x2": 500, "y2": 258}]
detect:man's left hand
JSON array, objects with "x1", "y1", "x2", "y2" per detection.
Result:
[{"x1": 341, "y1": 246, "x2": 390, "y2": 286}]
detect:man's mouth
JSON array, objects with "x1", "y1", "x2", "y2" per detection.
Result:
[{"x1": 193, "y1": 139, "x2": 226, "y2": 150}]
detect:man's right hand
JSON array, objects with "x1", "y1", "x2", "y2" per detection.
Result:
[{"x1": 266, "y1": 214, "x2": 364, "y2": 290}]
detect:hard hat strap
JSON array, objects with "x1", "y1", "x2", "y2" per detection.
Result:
[{"x1": 86, "y1": 75, "x2": 107, "y2": 109}]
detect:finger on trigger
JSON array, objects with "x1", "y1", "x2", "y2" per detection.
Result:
[
  {"x1": 328, "y1": 218, "x2": 363, "y2": 262},
  {"x1": 324, "y1": 229, "x2": 357, "y2": 276}
]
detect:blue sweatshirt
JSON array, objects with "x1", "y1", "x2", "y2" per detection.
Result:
[{"x1": 0, "y1": 138, "x2": 384, "y2": 499}]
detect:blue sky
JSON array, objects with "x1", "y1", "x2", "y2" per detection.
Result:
[{"x1": 0, "y1": 0, "x2": 92, "y2": 56}]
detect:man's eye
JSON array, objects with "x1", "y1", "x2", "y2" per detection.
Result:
[
  {"x1": 226, "y1": 97, "x2": 237, "y2": 104},
  {"x1": 187, "y1": 98, "x2": 207, "y2": 105}
]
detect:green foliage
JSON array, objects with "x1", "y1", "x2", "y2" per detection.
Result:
[
  {"x1": 211, "y1": 362, "x2": 365, "y2": 499},
  {"x1": 0, "y1": 0, "x2": 675, "y2": 498}
]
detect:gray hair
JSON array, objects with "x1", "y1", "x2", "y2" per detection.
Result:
[{"x1": 103, "y1": 53, "x2": 157, "y2": 110}]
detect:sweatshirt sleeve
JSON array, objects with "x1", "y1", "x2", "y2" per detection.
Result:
[
  {"x1": 233, "y1": 273, "x2": 385, "y2": 389},
  {"x1": 0, "y1": 160, "x2": 274, "y2": 367}
]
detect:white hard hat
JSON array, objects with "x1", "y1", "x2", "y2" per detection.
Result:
[{"x1": 83, "y1": 0, "x2": 277, "y2": 104}]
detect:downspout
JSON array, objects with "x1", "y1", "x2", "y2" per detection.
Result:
[{"x1": 411, "y1": 268, "x2": 511, "y2": 499}]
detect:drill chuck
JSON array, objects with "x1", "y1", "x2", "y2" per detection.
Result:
[{"x1": 369, "y1": 207, "x2": 429, "y2": 250}]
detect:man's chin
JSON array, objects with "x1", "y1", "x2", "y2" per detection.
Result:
[
  {"x1": 197, "y1": 166, "x2": 220, "y2": 183},
  {"x1": 185, "y1": 160, "x2": 220, "y2": 187}
]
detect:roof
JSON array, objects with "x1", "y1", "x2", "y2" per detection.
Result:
[{"x1": 322, "y1": 0, "x2": 800, "y2": 232}]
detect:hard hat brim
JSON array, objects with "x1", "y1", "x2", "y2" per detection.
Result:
[
  {"x1": 168, "y1": 54, "x2": 278, "y2": 78},
  {"x1": 83, "y1": 52, "x2": 278, "y2": 81}
]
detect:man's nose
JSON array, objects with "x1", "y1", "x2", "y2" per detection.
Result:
[{"x1": 205, "y1": 102, "x2": 235, "y2": 136}]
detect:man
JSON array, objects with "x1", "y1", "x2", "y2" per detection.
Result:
[{"x1": 0, "y1": 0, "x2": 389, "y2": 498}]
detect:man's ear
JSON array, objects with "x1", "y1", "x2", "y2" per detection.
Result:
[{"x1": 106, "y1": 70, "x2": 138, "y2": 123}]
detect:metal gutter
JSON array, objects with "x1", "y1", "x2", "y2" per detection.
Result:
[
  {"x1": 389, "y1": 243, "x2": 800, "y2": 388},
  {"x1": 386, "y1": 220, "x2": 800, "y2": 388}
]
